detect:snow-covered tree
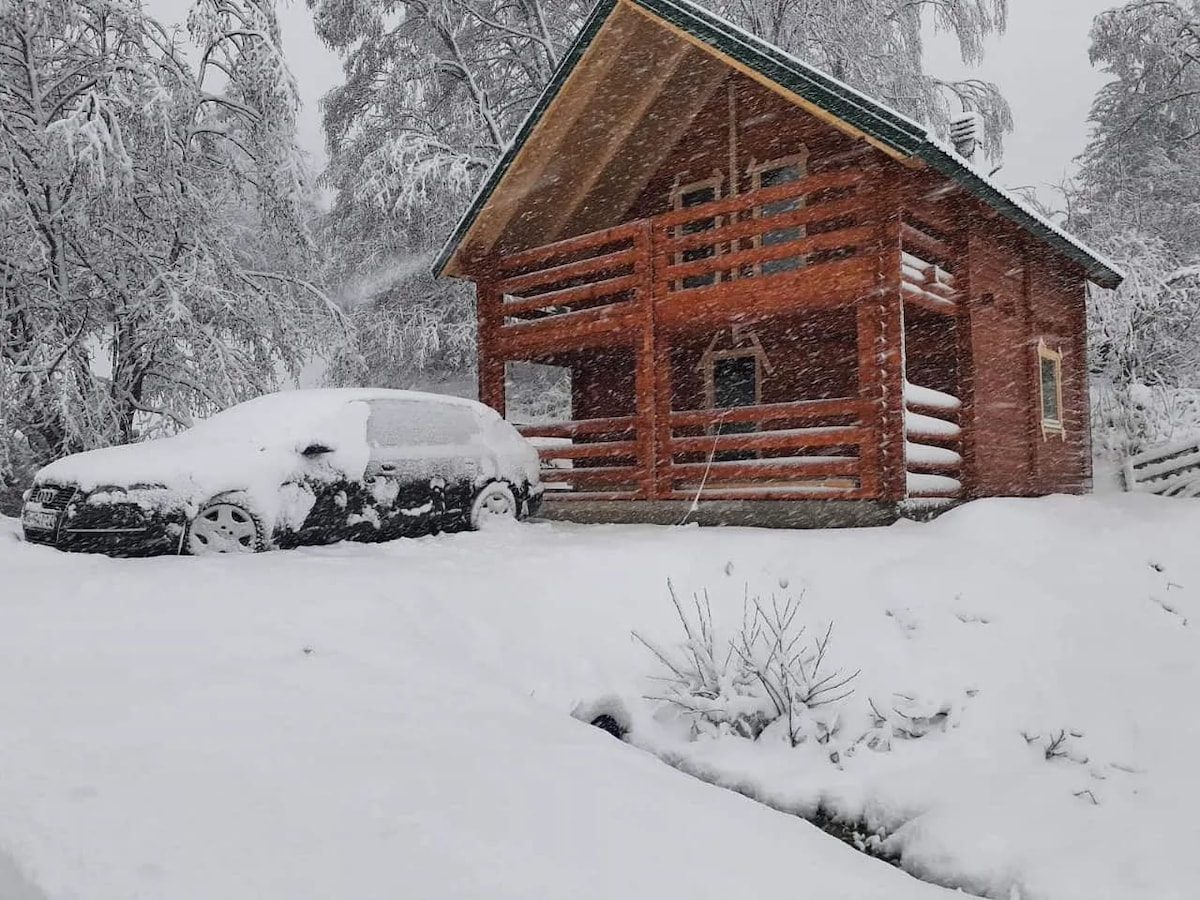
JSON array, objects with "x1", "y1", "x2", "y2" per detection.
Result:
[
  {"x1": 1071, "y1": 0, "x2": 1200, "y2": 455},
  {"x1": 710, "y1": 0, "x2": 1012, "y2": 157},
  {"x1": 310, "y1": 0, "x2": 1012, "y2": 390},
  {"x1": 0, "y1": 0, "x2": 343, "y2": 479}
]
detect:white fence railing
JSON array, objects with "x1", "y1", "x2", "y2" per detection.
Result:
[{"x1": 1125, "y1": 439, "x2": 1200, "y2": 497}]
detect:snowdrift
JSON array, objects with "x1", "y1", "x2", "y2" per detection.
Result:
[{"x1": 0, "y1": 494, "x2": 1195, "y2": 900}]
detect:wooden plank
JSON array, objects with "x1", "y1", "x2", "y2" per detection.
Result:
[
  {"x1": 495, "y1": 303, "x2": 641, "y2": 355},
  {"x1": 658, "y1": 226, "x2": 873, "y2": 282},
  {"x1": 855, "y1": 302, "x2": 882, "y2": 499},
  {"x1": 499, "y1": 221, "x2": 645, "y2": 271},
  {"x1": 617, "y1": 0, "x2": 910, "y2": 163},
  {"x1": 900, "y1": 221, "x2": 953, "y2": 265},
  {"x1": 538, "y1": 38, "x2": 694, "y2": 242},
  {"x1": 670, "y1": 425, "x2": 865, "y2": 455},
  {"x1": 539, "y1": 467, "x2": 642, "y2": 486},
  {"x1": 657, "y1": 197, "x2": 862, "y2": 255},
  {"x1": 445, "y1": 5, "x2": 648, "y2": 272},
  {"x1": 900, "y1": 279, "x2": 957, "y2": 315},
  {"x1": 669, "y1": 458, "x2": 860, "y2": 480},
  {"x1": 538, "y1": 441, "x2": 639, "y2": 460},
  {"x1": 634, "y1": 221, "x2": 658, "y2": 499},
  {"x1": 475, "y1": 274, "x2": 505, "y2": 415},
  {"x1": 874, "y1": 166, "x2": 907, "y2": 501},
  {"x1": 540, "y1": 490, "x2": 642, "y2": 501},
  {"x1": 653, "y1": 169, "x2": 863, "y2": 228},
  {"x1": 518, "y1": 416, "x2": 636, "y2": 439},
  {"x1": 667, "y1": 398, "x2": 866, "y2": 428},
  {"x1": 654, "y1": 257, "x2": 875, "y2": 328},
  {"x1": 666, "y1": 487, "x2": 869, "y2": 501},
  {"x1": 501, "y1": 273, "x2": 640, "y2": 316},
  {"x1": 497, "y1": 245, "x2": 638, "y2": 295},
  {"x1": 652, "y1": 274, "x2": 674, "y2": 499}
]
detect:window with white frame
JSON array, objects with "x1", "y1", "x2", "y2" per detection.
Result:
[
  {"x1": 671, "y1": 176, "x2": 723, "y2": 289},
  {"x1": 751, "y1": 153, "x2": 807, "y2": 275},
  {"x1": 1038, "y1": 339, "x2": 1065, "y2": 438}
]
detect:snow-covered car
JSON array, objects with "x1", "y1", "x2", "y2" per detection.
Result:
[{"x1": 20, "y1": 389, "x2": 543, "y2": 556}]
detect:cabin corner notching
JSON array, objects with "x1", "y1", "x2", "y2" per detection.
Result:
[{"x1": 436, "y1": 0, "x2": 1122, "y2": 526}]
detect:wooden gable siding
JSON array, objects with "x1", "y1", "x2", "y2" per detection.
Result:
[{"x1": 624, "y1": 72, "x2": 862, "y2": 222}]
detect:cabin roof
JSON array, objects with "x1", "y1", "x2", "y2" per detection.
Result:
[{"x1": 434, "y1": 0, "x2": 1123, "y2": 289}]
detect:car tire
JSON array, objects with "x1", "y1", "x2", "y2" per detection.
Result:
[
  {"x1": 469, "y1": 482, "x2": 518, "y2": 530},
  {"x1": 185, "y1": 499, "x2": 264, "y2": 555}
]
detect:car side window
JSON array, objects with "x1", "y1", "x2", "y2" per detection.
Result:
[{"x1": 366, "y1": 400, "x2": 478, "y2": 448}]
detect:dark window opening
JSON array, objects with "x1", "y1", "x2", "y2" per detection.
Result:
[
  {"x1": 713, "y1": 355, "x2": 757, "y2": 462},
  {"x1": 678, "y1": 185, "x2": 719, "y2": 289},
  {"x1": 757, "y1": 163, "x2": 805, "y2": 274}
]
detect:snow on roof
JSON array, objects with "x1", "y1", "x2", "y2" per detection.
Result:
[{"x1": 435, "y1": 0, "x2": 1123, "y2": 288}]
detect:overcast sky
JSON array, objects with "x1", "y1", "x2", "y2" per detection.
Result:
[{"x1": 149, "y1": 0, "x2": 1119, "y2": 208}]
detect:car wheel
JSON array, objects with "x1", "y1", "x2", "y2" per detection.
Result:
[
  {"x1": 186, "y1": 501, "x2": 263, "y2": 554},
  {"x1": 469, "y1": 482, "x2": 518, "y2": 530}
]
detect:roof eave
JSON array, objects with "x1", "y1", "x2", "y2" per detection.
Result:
[
  {"x1": 433, "y1": 0, "x2": 620, "y2": 278},
  {"x1": 916, "y1": 145, "x2": 1124, "y2": 289},
  {"x1": 434, "y1": 0, "x2": 1124, "y2": 291}
]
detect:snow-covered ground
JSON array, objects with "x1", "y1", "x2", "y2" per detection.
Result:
[{"x1": 0, "y1": 495, "x2": 1195, "y2": 900}]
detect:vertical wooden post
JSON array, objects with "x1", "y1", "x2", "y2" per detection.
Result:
[
  {"x1": 859, "y1": 163, "x2": 907, "y2": 502},
  {"x1": 476, "y1": 265, "x2": 505, "y2": 417},
  {"x1": 635, "y1": 221, "x2": 658, "y2": 499},
  {"x1": 650, "y1": 220, "x2": 674, "y2": 499},
  {"x1": 955, "y1": 227, "x2": 978, "y2": 499}
]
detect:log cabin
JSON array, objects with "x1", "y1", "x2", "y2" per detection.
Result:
[{"x1": 434, "y1": 0, "x2": 1124, "y2": 527}]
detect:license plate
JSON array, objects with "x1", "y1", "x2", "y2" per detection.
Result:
[{"x1": 22, "y1": 507, "x2": 58, "y2": 531}]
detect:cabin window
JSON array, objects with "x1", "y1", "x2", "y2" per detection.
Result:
[
  {"x1": 751, "y1": 154, "x2": 807, "y2": 275},
  {"x1": 671, "y1": 177, "x2": 723, "y2": 289},
  {"x1": 1038, "y1": 339, "x2": 1064, "y2": 439},
  {"x1": 706, "y1": 351, "x2": 759, "y2": 461}
]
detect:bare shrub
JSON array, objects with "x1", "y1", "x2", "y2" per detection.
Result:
[{"x1": 634, "y1": 582, "x2": 860, "y2": 746}]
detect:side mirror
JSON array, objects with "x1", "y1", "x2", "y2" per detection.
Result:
[{"x1": 301, "y1": 442, "x2": 334, "y2": 458}]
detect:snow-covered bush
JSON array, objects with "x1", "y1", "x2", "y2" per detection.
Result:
[{"x1": 635, "y1": 584, "x2": 860, "y2": 747}]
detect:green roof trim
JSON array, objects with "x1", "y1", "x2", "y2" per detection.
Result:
[{"x1": 434, "y1": 0, "x2": 1122, "y2": 289}]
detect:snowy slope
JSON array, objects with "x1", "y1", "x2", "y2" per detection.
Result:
[{"x1": 0, "y1": 495, "x2": 1196, "y2": 900}]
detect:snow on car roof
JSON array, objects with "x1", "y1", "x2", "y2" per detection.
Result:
[{"x1": 191, "y1": 388, "x2": 493, "y2": 441}]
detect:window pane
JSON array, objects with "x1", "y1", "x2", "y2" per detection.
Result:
[
  {"x1": 1040, "y1": 357, "x2": 1060, "y2": 422},
  {"x1": 677, "y1": 184, "x2": 719, "y2": 288},
  {"x1": 759, "y1": 164, "x2": 800, "y2": 188},
  {"x1": 368, "y1": 400, "x2": 476, "y2": 447},
  {"x1": 681, "y1": 186, "x2": 716, "y2": 207}
]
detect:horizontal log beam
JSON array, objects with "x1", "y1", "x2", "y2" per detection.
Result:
[
  {"x1": 519, "y1": 416, "x2": 636, "y2": 439},
  {"x1": 539, "y1": 490, "x2": 643, "y2": 501},
  {"x1": 900, "y1": 222, "x2": 954, "y2": 264},
  {"x1": 901, "y1": 279, "x2": 957, "y2": 315},
  {"x1": 665, "y1": 487, "x2": 868, "y2": 501},
  {"x1": 654, "y1": 257, "x2": 875, "y2": 328},
  {"x1": 493, "y1": 303, "x2": 640, "y2": 355},
  {"x1": 536, "y1": 440, "x2": 638, "y2": 460},
  {"x1": 658, "y1": 227, "x2": 872, "y2": 282},
  {"x1": 497, "y1": 246, "x2": 637, "y2": 295},
  {"x1": 498, "y1": 222, "x2": 644, "y2": 271},
  {"x1": 667, "y1": 398, "x2": 866, "y2": 428},
  {"x1": 501, "y1": 272, "x2": 640, "y2": 316},
  {"x1": 657, "y1": 197, "x2": 862, "y2": 255},
  {"x1": 669, "y1": 458, "x2": 860, "y2": 481},
  {"x1": 540, "y1": 466, "x2": 642, "y2": 486},
  {"x1": 654, "y1": 169, "x2": 862, "y2": 228},
  {"x1": 670, "y1": 425, "x2": 866, "y2": 455}
]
